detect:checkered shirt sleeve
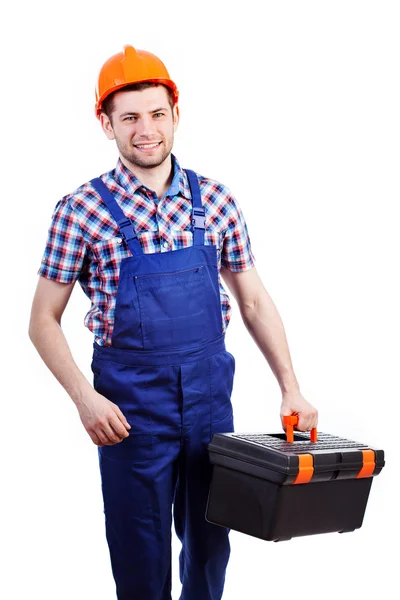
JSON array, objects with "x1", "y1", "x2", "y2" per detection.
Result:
[
  {"x1": 221, "y1": 192, "x2": 256, "y2": 272},
  {"x1": 38, "y1": 197, "x2": 87, "y2": 283}
]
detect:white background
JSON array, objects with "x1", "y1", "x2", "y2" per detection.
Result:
[{"x1": 2, "y1": 1, "x2": 398, "y2": 598}]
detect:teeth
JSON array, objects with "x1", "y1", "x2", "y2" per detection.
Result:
[{"x1": 136, "y1": 143, "x2": 160, "y2": 149}]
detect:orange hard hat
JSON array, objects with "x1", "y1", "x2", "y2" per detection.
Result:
[{"x1": 95, "y1": 45, "x2": 179, "y2": 118}]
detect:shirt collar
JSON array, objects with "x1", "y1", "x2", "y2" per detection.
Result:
[{"x1": 113, "y1": 153, "x2": 192, "y2": 200}]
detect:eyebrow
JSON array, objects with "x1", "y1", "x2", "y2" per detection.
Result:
[{"x1": 119, "y1": 107, "x2": 169, "y2": 118}]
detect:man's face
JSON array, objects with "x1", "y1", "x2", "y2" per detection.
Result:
[{"x1": 100, "y1": 85, "x2": 179, "y2": 169}]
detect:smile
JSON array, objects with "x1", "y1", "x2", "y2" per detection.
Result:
[{"x1": 134, "y1": 142, "x2": 162, "y2": 150}]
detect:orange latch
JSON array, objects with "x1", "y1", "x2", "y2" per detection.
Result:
[
  {"x1": 356, "y1": 449, "x2": 376, "y2": 478},
  {"x1": 283, "y1": 415, "x2": 318, "y2": 443},
  {"x1": 293, "y1": 454, "x2": 314, "y2": 484}
]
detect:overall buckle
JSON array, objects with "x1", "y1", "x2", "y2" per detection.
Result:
[
  {"x1": 118, "y1": 219, "x2": 137, "y2": 242},
  {"x1": 192, "y1": 207, "x2": 206, "y2": 229}
]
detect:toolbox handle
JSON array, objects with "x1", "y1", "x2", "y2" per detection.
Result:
[{"x1": 283, "y1": 415, "x2": 318, "y2": 443}]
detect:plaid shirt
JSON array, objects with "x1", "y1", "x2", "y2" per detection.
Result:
[{"x1": 38, "y1": 154, "x2": 256, "y2": 346}]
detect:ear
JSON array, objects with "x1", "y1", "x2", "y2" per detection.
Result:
[
  {"x1": 173, "y1": 104, "x2": 180, "y2": 132},
  {"x1": 99, "y1": 113, "x2": 115, "y2": 140}
]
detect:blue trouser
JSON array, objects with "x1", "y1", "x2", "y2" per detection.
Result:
[
  {"x1": 92, "y1": 341, "x2": 235, "y2": 599},
  {"x1": 90, "y1": 170, "x2": 234, "y2": 599}
]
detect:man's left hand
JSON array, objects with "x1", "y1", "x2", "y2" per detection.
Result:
[{"x1": 280, "y1": 390, "x2": 318, "y2": 432}]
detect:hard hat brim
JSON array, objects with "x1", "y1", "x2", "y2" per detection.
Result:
[{"x1": 95, "y1": 78, "x2": 179, "y2": 118}]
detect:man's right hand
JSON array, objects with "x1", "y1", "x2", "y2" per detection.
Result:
[
  {"x1": 29, "y1": 277, "x2": 132, "y2": 447},
  {"x1": 76, "y1": 390, "x2": 131, "y2": 447}
]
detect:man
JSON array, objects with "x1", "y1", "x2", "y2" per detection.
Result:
[{"x1": 29, "y1": 45, "x2": 317, "y2": 600}]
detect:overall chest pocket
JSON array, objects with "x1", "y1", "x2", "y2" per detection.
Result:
[{"x1": 135, "y1": 265, "x2": 207, "y2": 350}]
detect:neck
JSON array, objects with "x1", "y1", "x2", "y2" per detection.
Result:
[{"x1": 120, "y1": 154, "x2": 174, "y2": 199}]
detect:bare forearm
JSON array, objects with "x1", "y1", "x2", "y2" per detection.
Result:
[
  {"x1": 29, "y1": 315, "x2": 92, "y2": 407},
  {"x1": 240, "y1": 290, "x2": 300, "y2": 394}
]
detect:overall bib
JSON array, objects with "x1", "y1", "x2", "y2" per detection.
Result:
[{"x1": 90, "y1": 170, "x2": 235, "y2": 600}]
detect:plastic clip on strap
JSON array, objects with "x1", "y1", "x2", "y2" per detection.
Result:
[
  {"x1": 192, "y1": 207, "x2": 206, "y2": 246},
  {"x1": 192, "y1": 207, "x2": 206, "y2": 229},
  {"x1": 283, "y1": 415, "x2": 318, "y2": 443},
  {"x1": 118, "y1": 218, "x2": 137, "y2": 243}
]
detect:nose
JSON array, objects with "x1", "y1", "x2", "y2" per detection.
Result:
[{"x1": 135, "y1": 115, "x2": 158, "y2": 138}]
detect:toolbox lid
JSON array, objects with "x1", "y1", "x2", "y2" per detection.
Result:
[{"x1": 208, "y1": 432, "x2": 385, "y2": 484}]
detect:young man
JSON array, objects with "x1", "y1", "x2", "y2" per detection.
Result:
[{"x1": 29, "y1": 45, "x2": 318, "y2": 600}]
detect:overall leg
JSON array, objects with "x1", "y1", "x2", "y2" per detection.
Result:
[
  {"x1": 94, "y1": 361, "x2": 182, "y2": 600},
  {"x1": 173, "y1": 351, "x2": 235, "y2": 600}
]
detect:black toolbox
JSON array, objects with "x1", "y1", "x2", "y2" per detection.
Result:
[{"x1": 206, "y1": 419, "x2": 384, "y2": 541}]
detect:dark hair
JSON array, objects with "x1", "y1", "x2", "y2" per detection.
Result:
[{"x1": 101, "y1": 82, "x2": 175, "y2": 123}]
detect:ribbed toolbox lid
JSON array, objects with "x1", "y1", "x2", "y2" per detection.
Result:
[{"x1": 208, "y1": 432, "x2": 385, "y2": 483}]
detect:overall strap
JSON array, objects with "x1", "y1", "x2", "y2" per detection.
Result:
[
  {"x1": 90, "y1": 178, "x2": 143, "y2": 255},
  {"x1": 185, "y1": 169, "x2": 205, "y2": 246}
]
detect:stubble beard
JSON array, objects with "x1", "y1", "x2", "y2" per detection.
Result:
[{"x1": 117, "y1": 136, "x2": 174, "y2": 170}]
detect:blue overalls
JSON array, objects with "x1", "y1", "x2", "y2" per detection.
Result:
[{"x1": 90, "y1": 169, "x2": 235, "y2": 600}]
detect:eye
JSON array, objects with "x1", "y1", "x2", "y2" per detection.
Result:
[
  {"x1": 124, "y1": 116, "x2": 137, "y2": 121},
  {"x1": 154, "y1": 112, "x2": 165, "y2": 118}
]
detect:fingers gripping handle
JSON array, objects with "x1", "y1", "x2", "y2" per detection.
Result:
[{"x1": 283, "y1": 415, "x2": 318, "y2": 443}]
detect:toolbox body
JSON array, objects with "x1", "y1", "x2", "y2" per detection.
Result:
[{"x1": 206, "y1": 432, "x2": 384, "y2": 541}]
